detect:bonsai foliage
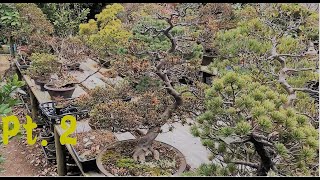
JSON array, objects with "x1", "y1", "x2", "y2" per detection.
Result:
[
  {"x1": 14, "y1": 3, "x2": 54, "y2": 53},
  {"x1": 190, "y1": 4, "x2": 319, "y2": 176},
  {"x1": 47, "y1": 36, "x2": 91, "y2": 66},
  {"x1": 192, "y1": 72, "x2": 318, "y2": 176},
  {"x1": 37, "y1": 3, "x2": 90, "y2": 37},
  {"x1": 79, "y1": 3, "x2": 132, "y2": 61},
  {"x1": 26, "y1": 53, "x2": 60, "y2": 81},
  {"x1": 197, "y1": 3, "x2": 236, "y2": 51},
  {"x1": 75, "y1": 3, "x2": 224, "y2": 163},
  {"x1": 211, "y1": 3, "x2": 319, "y2": 125}
]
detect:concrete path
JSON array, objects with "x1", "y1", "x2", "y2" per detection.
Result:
[
  {"x1": 0, "y1": 55, "x2": 10, "y2": 78},
  {"x1": 156, "y1": 122, "x2": 211, "y2": 170}
]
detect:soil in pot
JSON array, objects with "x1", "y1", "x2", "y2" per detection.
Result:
[
  {"x1": 44, "y1": 83, "x2": 76, "y2": 99},
  {"x1": 52, "y1": 96, "x2": 73, "y2": 115},
  {"x1": 71, "y1": 130, "x2": 117, "y2": 161},
  {"x1": 99, "y1": 140, "x2": 183, "y2": 176}
]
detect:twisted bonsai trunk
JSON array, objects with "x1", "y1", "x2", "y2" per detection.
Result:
[
  {"x1": 133, "y1": 126, "x2": 162, "y2": 162},
  {"x1": 132, "y1": 60, "x2": 183, "y2": 162}
]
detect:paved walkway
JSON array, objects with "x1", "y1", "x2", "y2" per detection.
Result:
[
  {"x1": 0, "y1": 55, "x2": 10, "y2": 78},
  {"x1": 156, "y1": 122, "x2": 211, "y2": 170}
]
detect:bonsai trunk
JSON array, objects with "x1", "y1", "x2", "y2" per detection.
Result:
[
  {"x1": 249, "y1": 134, "x2": 274, "y2": 176},
  {"x1": 132, "y1": 60, "x2": 185, "y2": 163},
  {"x1": 132, "y1": 126, "x2": 161, "y2": 163}
]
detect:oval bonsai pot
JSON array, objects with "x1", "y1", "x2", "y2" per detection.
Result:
[
  {"x1": 39, "y1": 131, "x2": 54, "y2": 142},
  {"x1": 44, "y1": 84, "x2": 76, "y2": 99},
  {"x1": 96, "y1": 139, "x2": 187, "y2": 177}
]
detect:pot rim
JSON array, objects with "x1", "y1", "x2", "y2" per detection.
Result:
[
  {"x1": 96, "y1": 139, "x2": 187, "y2": 177},
  {"x1": 44, "y1": 83, "x2": 76, "y2": 92}
]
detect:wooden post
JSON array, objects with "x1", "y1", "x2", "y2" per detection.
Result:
[
  {"x1": 27, "y1": 86, "x2": 38, "y2": 120},
  {"x1": 54, "y1": 126, "x2": 67, "y2": 176}
]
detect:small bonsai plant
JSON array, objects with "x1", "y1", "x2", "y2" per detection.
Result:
[
  {"x1": 47, "y1": 36, "x2": 91, "y2": 70},
  {"x1": 26, "y1": 52, "x2": 60, "y2": 89}
]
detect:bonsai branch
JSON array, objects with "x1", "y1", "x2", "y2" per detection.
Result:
[{"x1": 231, "y1": 161, "x2": 259, "y2": 169}]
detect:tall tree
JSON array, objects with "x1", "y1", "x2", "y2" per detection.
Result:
[{"x1": 37, "y1": 3, "x2": 90, "y2": 37}]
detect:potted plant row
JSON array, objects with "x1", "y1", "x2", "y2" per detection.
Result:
[{"x1": 25, "y1": 52, "x2": 77, "y2": 97}]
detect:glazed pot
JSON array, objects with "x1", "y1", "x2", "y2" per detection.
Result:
[{"x1": 44, "y1": 83, "x2": 76, "y2": 99}]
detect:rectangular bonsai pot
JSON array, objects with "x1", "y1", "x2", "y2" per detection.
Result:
[{"x1": 70, "y1": 146, "x2": 98, "y2": 172}]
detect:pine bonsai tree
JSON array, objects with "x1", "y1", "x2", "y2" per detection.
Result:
[
  {"x1": 76, "y1": 3, "x2": 220, "y2": 163},
  {"x1": 191, "y1": 72, "x2": 318, "y2": 176},
  {"x1": 190, "y1": 3, "x2": 319, "y2": 176}
]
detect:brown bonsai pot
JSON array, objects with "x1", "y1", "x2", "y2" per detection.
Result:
[
  {"x1": 96, "y1": 139, "x2": 187, "y2": 177},
  {"x1": 44, "y1": 83, "x2": 76, "y2": 99}
]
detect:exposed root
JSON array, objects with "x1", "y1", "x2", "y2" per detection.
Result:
[{"x1": 132, "y1": 146, "x2": 160, "y2": 163}]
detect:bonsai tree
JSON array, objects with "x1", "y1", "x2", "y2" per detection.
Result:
[
  {"x1": 210, "y1": 3, "x2": 319, "y2": 128},
  {"x1": 46, "y1": 35, "x2": 91, "y2": 68},
  {"x1": 191, "y1": 72, "x2": 318, "y2": 176},
  {"x1": 14, "y1": 3, "x2": 54, "y2": 54},
  {"x1": 75, "y1": 3, "x2": 209, "y2": 163},
  {"x1": 189, "y1": 4, "x2": 319, "y2": 176},
  {"x1": 26, "y1": 52, "x2": 60, "y2": 83},
  {"x1": 79, "y1": 3, "x2": 132, "y2": 65}
]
